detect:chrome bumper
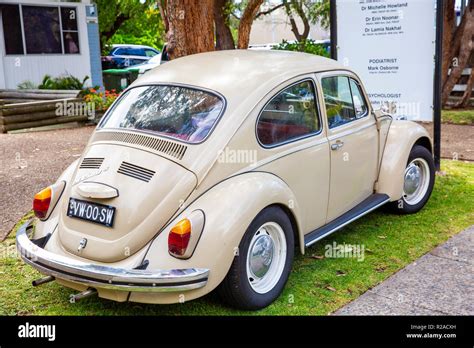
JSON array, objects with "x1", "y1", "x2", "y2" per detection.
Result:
[{"x1": 16, "y1": 220, "x2": 209, "y2": 292}]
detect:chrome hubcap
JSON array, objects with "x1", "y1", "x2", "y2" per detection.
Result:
[
  {"x1": 403, "y1": 158, "x2": 430, "y2": 205},
  {"x1": 404, "y1": 164, "x2": 421, "y2": 195},
  {"x1": 249, "y1": 234, "x2": 274, "y2": 278},
  {"x1": 246, "y1": 222, "x2": 287, "y2": 294}
]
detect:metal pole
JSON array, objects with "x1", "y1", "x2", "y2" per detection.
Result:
[
  {"x1": 330, "y1": 0, "x2": 338, "y2": 60},
  {"x1": 433, "y1": 0, "x2": 443, "y2": 171}
]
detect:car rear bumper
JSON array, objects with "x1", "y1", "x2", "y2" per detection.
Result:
[{"x1": 16, "y1": 220, "x2": 209, "y2": 292}]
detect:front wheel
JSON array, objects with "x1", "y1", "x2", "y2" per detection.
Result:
[
  {"x1": 387, "y1": 145, "x2": 435, "y2": 214},
  {"x1": 217, "y1": 206, "x2": 294, "y2": 310}
]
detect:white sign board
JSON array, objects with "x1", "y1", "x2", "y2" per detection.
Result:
[{"x1": 336, "y1": 0, "x2": 437, "y2": 121}]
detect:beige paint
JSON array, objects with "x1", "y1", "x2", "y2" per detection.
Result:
[{"x1": 28, "y1": 50, "x2": 432, "y2": 304}]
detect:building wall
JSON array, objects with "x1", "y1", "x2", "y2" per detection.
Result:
[
  {"x1": 250, "y1": 8, "x2": 330, "y2": 45},
  {"x1": 0, "y1": 0, "x2": 94, "y2": 89}
]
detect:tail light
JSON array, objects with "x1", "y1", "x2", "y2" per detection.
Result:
[
  {"x1": 33, "y1": 187, "x2": 52, "y2": 219},
  {"x1": 32, "y1": 181, "x2": 65, "y2": 220},
  {"x1": 168, "y1": 210, "x2": 205, "y2": 259},
  {"x1": 168, "y1": 219, "x2": 191, "y2": 257}
]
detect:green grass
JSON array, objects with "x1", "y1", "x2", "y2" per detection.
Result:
[
  {"x1": 1, "y1": 160, "x2": 473, "y2": 316},
  {"x1": 441, "y1": 109, "x2": 474, "y2": 125}
]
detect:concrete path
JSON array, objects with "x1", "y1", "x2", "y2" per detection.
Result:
[
  {"x1": 0, "y1": 126, "x2": 94, "y2": 241},
  {"x1": 334, "y1": 226, "x2": 474, "y2": 315}
]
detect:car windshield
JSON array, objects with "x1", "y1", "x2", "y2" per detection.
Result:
[{"x1": 99, "y1": 85, "x2": 224, "y2": 143}]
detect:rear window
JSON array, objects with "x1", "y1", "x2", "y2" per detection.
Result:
[{"x1": 99, "y1": 85, "x2": 225, "y2": 143}]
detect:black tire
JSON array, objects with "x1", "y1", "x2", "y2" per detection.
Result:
[
  {"x1": 217, "y1": 206, "x2": 294, "y2": 310},
  {"x1": 387, "y1": 145, "x2": 435, "y2": 214}
]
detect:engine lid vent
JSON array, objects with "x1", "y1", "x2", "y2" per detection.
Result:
[
  {"x1": 93, "y1": 131, "x2": 188, "y2": 160},
  {"x1": 117, "y1": 161, "x2": 155, "y2": 182},
  {"x1": 79, "y1": 157, "x2": 104, "y2": 169}
]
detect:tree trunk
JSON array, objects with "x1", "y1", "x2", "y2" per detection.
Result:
[
  {"x1": 441, "y1": 1, "x2": 474, "y2": 106},
  {"x1": 166, "y1": 0, "x2": 215, "y2": 59},
  {"x1": 158, "y1": 0, "x2": 169, "y2": 34},
  {"x1": 237, "y1": 0, "x2": 264, "y2": 49},
  {"x1": 441, "y1": 0, "x2": 456, "y2": 86},
  {"x1": 283, "y1": 0, "x2": 311, "y2": 42},
  {"x1": 214, "y1": 0, "x2": 235, "y2": 50}
]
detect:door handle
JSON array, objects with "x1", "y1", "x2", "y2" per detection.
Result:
[{"x1": 331, "y1": 141, "x2": 344, "y2": 151}]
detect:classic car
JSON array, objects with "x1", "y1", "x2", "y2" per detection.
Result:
[
  {"x1": 101, "y1": 44, "x2": 160, "y2": 70},
  {"x1": 16, "y1": 50, "x2": 435, "y2": 310}
]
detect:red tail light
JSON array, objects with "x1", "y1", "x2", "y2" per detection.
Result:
[
  {"x1": 33, "y1": 187, "x2": 52, "y2": 219},
  {"x1": 168, "y1": 219, "x2": 191, "y2": 256}
]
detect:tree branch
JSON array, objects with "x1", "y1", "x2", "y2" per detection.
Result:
[{"x1": 255, "y1": 3, "x2": 284, "y2": 19}]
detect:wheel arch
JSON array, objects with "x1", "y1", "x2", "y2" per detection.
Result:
[
  {"x1": 376, "y1": 121, "x2": 433, "y2": 201},
  {"x1": 270, "y1": 203, "x2": 302, "y2": 254},
  {"x1": 138, "y1": 171, "x2": 304, "y2": 303}
]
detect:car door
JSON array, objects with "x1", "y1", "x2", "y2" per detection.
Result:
[
  {"x1": 318, "y1": 72, "x2": 378, "y2": 222},
  {"x1": 255, "y1": 77, "x2": 330, "y2": 234}
]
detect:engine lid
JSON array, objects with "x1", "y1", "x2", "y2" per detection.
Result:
[{"x1": 58, "y1": 143, "x2": 197, "y2": 262}]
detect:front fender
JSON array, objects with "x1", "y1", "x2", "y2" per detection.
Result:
[
  {"x1": 376, "y1": 121, "x2": 432, "y2": 200},
  {"x1": 130, "y1": 171, "x2": 301, "y2": 303}
]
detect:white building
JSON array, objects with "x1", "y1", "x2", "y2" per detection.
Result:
[
  {"x1": 250, "y1": 7, "x2": 330, "y2": 46},
  {"x1": 0, "y1": 0, "x2": 102, "y2": 89}
]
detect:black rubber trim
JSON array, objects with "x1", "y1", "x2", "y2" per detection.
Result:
[{"x1": 304, "y1": 193, "x2": 389, "y2": 246}]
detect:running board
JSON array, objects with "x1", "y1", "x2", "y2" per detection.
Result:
[{"x1": 304, "y1": 193, "x2": 390, "y2": 248}]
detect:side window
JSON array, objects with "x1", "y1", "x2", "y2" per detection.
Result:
[
  {"x1": 321, "y1": 76, "x2": 356, "y2": 128},
  {"x1": 145, "y1": 49, "x2": 157, "y2": 57},
  {"x1": 257, "y1": 80, "x2": 321, "y2": 146},
  {"x1": 349, "y1": 79, "x2": 368, "y2": 118}
]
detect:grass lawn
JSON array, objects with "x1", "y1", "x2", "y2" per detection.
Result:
[
  {"x1": 1, "y1": 160, "x2": 473, "y2": 316},
  {"x1": 441, "y1": 109, "x2": 474, "y2": 125}
]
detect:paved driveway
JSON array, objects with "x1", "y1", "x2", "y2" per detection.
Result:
[
  {"x1": 334, "y1": 226, "x2": 474, "y2": 315},
  {"x1": 0, "y1": 126, "x2": 94, "y2": 240}
]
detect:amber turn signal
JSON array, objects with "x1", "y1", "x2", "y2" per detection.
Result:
[
  {"x1": 33, "y1": 187, "x2": 52, "y2": 219},
  {"x1": 168, "y1": 218, "x2": 191, "y2": 257}
]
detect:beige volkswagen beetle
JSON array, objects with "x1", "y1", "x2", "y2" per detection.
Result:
[{"x1": 16, "y1": 50, "x2": 435, "y2": 310}]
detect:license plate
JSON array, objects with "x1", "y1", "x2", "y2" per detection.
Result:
[{"x1": 67, "y1": 198, "x2": 116, "y2": 227}]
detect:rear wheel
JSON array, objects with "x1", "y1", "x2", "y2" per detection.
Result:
[
  {"x1": 217, "y1": 206, "x2": 294, "y2": 310},
  {"x1": 387, "y1": 145, "x2": 435, "y2": 214}
]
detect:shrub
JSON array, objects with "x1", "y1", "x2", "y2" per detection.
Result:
[
  {"x1": 17, "y1": 81, "x2": 38, "y2": 89},
  {"x1": 83, "y1": 88, "x2": 119, "y2": 112},
  {"x1": 273, "y1": 39, "x2": 330, "y2": 57},
  {"x1": 38, "y1": 74, "x2": 90, "y2": 90}
]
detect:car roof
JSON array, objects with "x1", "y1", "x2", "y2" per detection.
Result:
[
  {"x1": 135, "y1": 50, "x2": 344, "y2": 100},
  {"x1": 112, "y1": 44, "x2": 157, "y2": 50}
]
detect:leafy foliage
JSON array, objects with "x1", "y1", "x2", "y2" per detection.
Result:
[
  {"x1": 307, "y1": 0, "x2": 330, "y2": 30},
  {"x1": 37, "y1": 74, "x2": 90, "y2": 90},
  {"x1": 17, "y1": 81, "x2": 38, "y2": 90},
  {"x1": 94, "y1": 0, "x2": 164, "y2": 52},
  {"x1": 274, "y1": 39, "x2": 330, "y2": 57},
  {"x1": 83, "y1": 88, "x2": 119, "y2": 111}
]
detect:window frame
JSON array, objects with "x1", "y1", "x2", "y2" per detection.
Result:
[
  {"x1": 255, "y1": 78, "x2": 323, "y2": 149},
  {"x1": 1, "y1": 3, "x2": 80, "y2": 56},
  {"x1": 320, "y1": 73, "x2": 371, "y2": 130},
  {"x1": 97, "y1": 82, "x2": 228, "y2": 145}
]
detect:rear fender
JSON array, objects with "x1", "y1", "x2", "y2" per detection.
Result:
[{"x1": 131, "y1": 171, "x2": 302, "y2": 303}]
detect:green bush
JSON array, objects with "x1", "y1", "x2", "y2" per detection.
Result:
[
  {"x1": 38, "y1": 74, "x2": 90, "y2": 90},
  {"x1": 17, "y1": 81, "x2": 38, "y2": 90},
  {"x1": 273, "y1": 39, "x2": 330, "y2": 57}
]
